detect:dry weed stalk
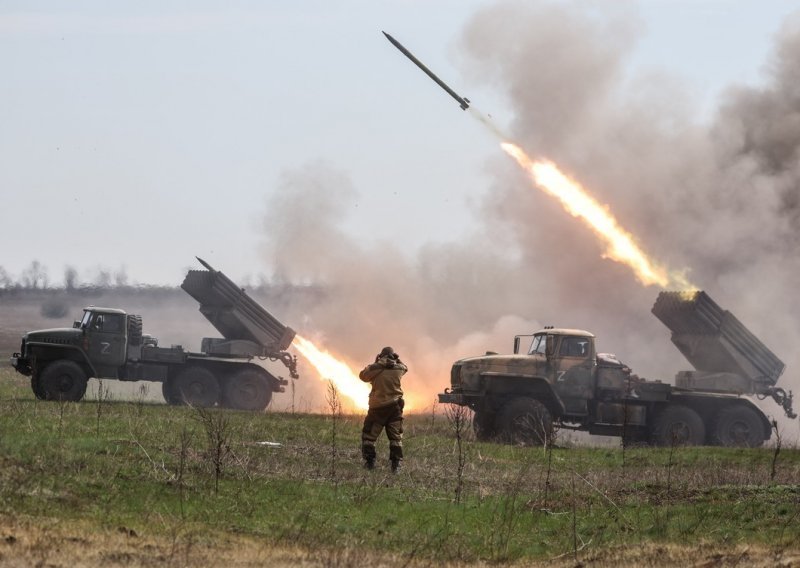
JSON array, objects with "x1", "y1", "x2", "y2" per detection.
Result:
[
  {"x1": 193, "y1": 406, "x2": 231, "y2": 494},
  {"x1": 444, "y1": 403, "x2": 469, "y2": 503},
  {"x1": 177, "y1": 425, "x2": 192, "y2": 518},
  {"x1": 325, "y1": 381, "x2": 341, "y2": 482},
  {"x1": 95, "y1": 379, "x2": 112, "y2": 437},
  {"x1": 770, "y1": 419, "x2": 782, "y2": 482}
]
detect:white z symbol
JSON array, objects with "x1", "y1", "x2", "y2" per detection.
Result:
[{"x1": 101, "y1": 342, "x2": 111, "y2": 354}]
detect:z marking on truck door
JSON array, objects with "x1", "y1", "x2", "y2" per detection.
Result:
[{"x1": 101, "y1": 342, "x2": 111, "y2": 354}]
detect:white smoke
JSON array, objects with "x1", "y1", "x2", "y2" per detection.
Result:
[{"x1": 261, "y1": 3, "x2": 800, "y2": 430}]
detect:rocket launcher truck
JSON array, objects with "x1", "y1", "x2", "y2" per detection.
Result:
[
  {"x1": 438, "y1": 291, "x2": 794, "y2": 447},
  {"x1": 10, "y1": 258, "x2": 298, "y2": 411}
]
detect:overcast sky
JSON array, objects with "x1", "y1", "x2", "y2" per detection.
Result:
[{"x1": 1, "y1": 0, "x2": 798, "y2": 286}]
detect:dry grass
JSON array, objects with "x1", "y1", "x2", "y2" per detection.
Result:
[{"x1": 0, "y1": 515, "x2": 796, "y2": 567}]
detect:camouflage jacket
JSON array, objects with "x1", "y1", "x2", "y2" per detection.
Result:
[{"x1": 359, "y1": 356, "x2": 408, "y2": 409}]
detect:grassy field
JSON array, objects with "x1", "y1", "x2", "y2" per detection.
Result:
[{"x1": 0, "y1": 366, "x2": 799, "y2": 566}]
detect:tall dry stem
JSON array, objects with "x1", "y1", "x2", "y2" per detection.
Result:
[
  {"x1": 444, "y1": 404, "x2": 469, "y2": 503},
  {"x1": 193, "y1": 406, "x2": 231, "y2": 495},
  {"x1": 95, "y1": 379, "x2": 112, "y2": 437},
  {"x1": 770, "y1": 419, "x2": 782, "y2": 482},
  {"x1": 177, "y1": 425, "x2": 192, "y2": 518},
  {"x1": 325, "y1": 381, "x2": 341, "y2": 482},
  {"x1": 571, "y1": 468, "x2": 578, "y2": 563}
]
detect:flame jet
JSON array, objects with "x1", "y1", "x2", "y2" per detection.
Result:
[{"x1": 383, "y1": 31, "x2": 470, "y2": 110}]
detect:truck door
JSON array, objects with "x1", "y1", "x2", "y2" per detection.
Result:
[
  {"x1": 553, "y1": 336, "x2": 595, "y2": 415},
  {"x1": 86, "y1": 313, "x2": 127, "y2": 374}
]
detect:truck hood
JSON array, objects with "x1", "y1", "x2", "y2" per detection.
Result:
[
  {"x1": 454, "y1": 354, "x2": 541, "y2": 366},
  {"x1": 25, "y1": 328, "x2": 83, "y2": 342}
]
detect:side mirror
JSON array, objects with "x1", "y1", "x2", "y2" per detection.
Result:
[
  {"x1": 73, "y1": 321, "x2": 80, "y2": 329},
  {"x1": 545, "y1": 335, "x2": 555, "y2": 358},
  {"x1": 513, "y1": 337, "x2": 520, "y2": 354}
]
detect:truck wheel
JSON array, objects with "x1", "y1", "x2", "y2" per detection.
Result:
[
  {"x1": 161, "y1": 380, "x2": 184, "y2": 406},
  {"x1": 39, "y1": 360, "x2": 88, "y2": 402},
  {"x1": 222, "y1": 369, "x2": 272, "y2": 411},
  {"x1": 31, "y1": 374, "x2": 46, "y2": 400},
  {"x1": 496, "y1": 398, "x2": 553, "y2": 446},
  {"x1": 650, "y1": 404, "x2": 705, "y2": 446},
  {"x1": 472, "y1": 410, "x2": 496, "y2": 441},
  {"x1": 712, "y1": 406, "x2": 765, "y2": 447},
  {"x1": 173, "y1": 367, "x2": 220, "y2": 407}
]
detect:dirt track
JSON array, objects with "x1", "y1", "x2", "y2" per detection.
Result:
[{"x1": 0, "y1": 516, "x2": 797, "y2": 567}]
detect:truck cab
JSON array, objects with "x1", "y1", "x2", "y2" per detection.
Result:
[
  {"x1": 75, "y1": 308, "x2": 130, "y2": 373},
  {"x1": 514, "y1": 329, "x2": 597, "y2": 414},
  {"x1": 441, "y1": 328, "x2": 614, "y2": 443},
  {"x1": 12, "y1": 307, "x2": 146, "y2": 400}
]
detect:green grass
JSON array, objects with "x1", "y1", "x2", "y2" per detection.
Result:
[{"x1": 0, "y1": 366, "x2": 798, "y2": 564}]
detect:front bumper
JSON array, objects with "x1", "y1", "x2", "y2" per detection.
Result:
[
  {"x1": 438, "y1": 389, "x2": 479, "y2": 406},
  {"x1": 10, "y1": 353, "x2": 31, "y2": 376}
]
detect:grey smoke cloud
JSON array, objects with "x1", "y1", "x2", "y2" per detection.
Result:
[{"x1": 262, "y1": 2, "x2": 800, "y2": 429}]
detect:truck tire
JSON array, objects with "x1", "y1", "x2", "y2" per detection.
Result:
[
  {"x1": 496, "y1": 398, "x2": 553, "y2": 446},
  {"x1": 472, "y1": 409, "x2": 496, "y2": 441},
  {"x1": 161, "y1": 380, "x2": 184, "y2": 406},
  {"x1": 650, "y1": 404, "x2": 705, "y2": 446},
  {"x1": 39, "y1": 360, "x2": 88, "y2": 402},
  {"x1": 711, "y1": 406, "x2": 765, "y2": 447},
  {"x1": 172, "y1": 367, "x2": 220, "y2": 407},
  {"x1": 127, "y1": 315, "x2": 143, "y2": 346},
  {"x1": 30, "y1": 374, "x2": 46, "y2": 400},
  {"x1": 222, "y1": 369, "x2": 272, "y2": 411}
]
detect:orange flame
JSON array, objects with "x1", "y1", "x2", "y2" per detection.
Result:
[
  {"x1": 293, "y1": 334, "x2": 370, "y2": 411},
  {"x1": 501, "y1": 142, "x2": 694, "y2": 290}
]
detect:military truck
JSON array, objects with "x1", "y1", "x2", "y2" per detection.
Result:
[
  {"x1": 438, "y1": 291, "x2": 795, "y2": 447},
  {"x1": 10, "y1": 258, "x2": 298, "y2": 410}
]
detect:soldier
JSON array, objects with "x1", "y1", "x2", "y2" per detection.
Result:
[{"x1": 359, "y1": 346, "x2": 408, "y2": 473}]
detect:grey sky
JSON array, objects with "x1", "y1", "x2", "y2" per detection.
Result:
[{"x1": 1, "y1": 0, "x2": 797, "y2": 286}]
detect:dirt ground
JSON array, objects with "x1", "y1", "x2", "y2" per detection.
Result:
[{"x1": 0, "y1": 515, "x2": 797, "y2": 567}]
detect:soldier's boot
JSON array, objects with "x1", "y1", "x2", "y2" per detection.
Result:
[
  {"x1": 362, "y1": 442, "x2": 377, "y2": 471},
  {"x1": 389, "y1": 443, "x2": 403, "y2": 474}
]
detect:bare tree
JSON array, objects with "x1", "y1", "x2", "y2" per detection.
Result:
[
  {"x1": 93, "y1": 267, "x2": 112, "y2": 289},
  {"x1": 64, "y1": 266, "x2": 78, "y2": 291},
  {"x1": 0, "y1": 266, "x2": 13, "y2": 289},
  {"x1": 21, "y1": 260, "x2": 48, "y2": 289},
  {"x1": 114, "y1": 266, "x2": 129, "y2": 287}
]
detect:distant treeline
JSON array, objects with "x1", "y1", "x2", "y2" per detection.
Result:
[
  {"x1": 0, "y1": 261, "x2": 132, "y2": 291},
  {"x1": 0, "y1": 262, "x2": 328, "y2": 319},
  {"x1": 0, "y1": 261, "x2": 326, "y2": 297}
]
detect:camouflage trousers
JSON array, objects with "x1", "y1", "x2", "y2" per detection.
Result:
[{"x1": 361, "y1": 398, "x2": 404, "y2": 462}]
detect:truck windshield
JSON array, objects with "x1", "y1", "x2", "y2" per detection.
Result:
[
  {"x1": 80, "y1": 310, "x2": 93, "y2": 329},
  {"x1": 528, "y1": 335, "x2": 547, "y2": 355}
]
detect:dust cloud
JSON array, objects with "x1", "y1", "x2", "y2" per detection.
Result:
[{"x1": 262, "y1": 3, "x2": 800, "y2": 427}]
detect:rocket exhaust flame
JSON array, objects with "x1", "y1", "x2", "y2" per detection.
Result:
[
  {"x1": 382, "y1": 30, "x2": 694, "y2": 291},
  {"x1": 500, "y1": 142, "x2": 695, "y2": 290},
  {"x1": 293, "y1": 334, "x2": 370, "y2": 411}
]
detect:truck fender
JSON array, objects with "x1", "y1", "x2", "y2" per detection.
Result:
[
  {"x1": 482, "y1": 373, "x2": 565, "y2": 417},
  {"x1": 27, "y1": 342, "x2": 97, "y2": 378},
  {"x1": 236, "y1": 363, "x2": 287, "y2": 392}
]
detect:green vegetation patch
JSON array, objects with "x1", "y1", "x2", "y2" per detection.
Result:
[{"x1": 0, "y1": 367, "x2": 798, "y2": 563}]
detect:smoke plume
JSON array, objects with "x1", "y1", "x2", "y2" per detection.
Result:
[{"x1": 262, "y1": 3, "x2": 800, "y2": 430}]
